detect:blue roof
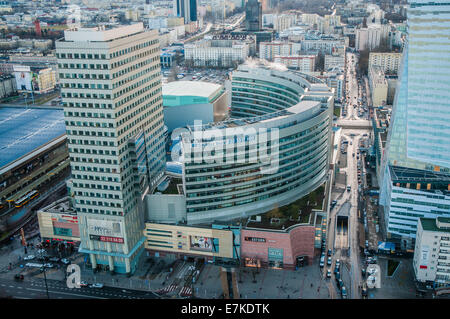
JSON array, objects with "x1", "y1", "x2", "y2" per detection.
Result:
[
  {"x1": 166, "y1": 162, "x2": 182, "y2": 175},
  {"x1": 0, "y1": 107, "x2": 66, "y2": 169}
]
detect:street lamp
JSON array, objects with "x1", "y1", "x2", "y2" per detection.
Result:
[{"x1": 38, "y1": 249, "x2": 50, "y2": 299}]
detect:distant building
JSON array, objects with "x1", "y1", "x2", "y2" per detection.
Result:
[
  {"x1": 184, "y1": 35, "x2": 255, "y2": 68},
  {"x1": 355, "y1": 24, "x2": 389, "y2": 51},
  {"x1": 324, "y1": 53, "x2": 345, "y2": 71},
  {"x1": 245, "y1": 0, "x2": 262, "y2": 32},
  {"x1": 413, "y1": 217, "x2": 450, "y2": 286},
  {"x1": 273, "y1": 55, "x2": 316, "y2": 73},
  {"x1": 0, "y1": 74, "x2": 17, "y2": 99},
  {"x1": 368, "y1": 65, "x2": 388, "y2": 106},
  {"x1": 176, "y1": 0, "x2": 197, "y2": 23},
  {"x1": 369, "y1": 52, "x2": 403, "y2": 74},
  {"x1": 259, "y1": 41, "x2": 301, "y2": 61}
]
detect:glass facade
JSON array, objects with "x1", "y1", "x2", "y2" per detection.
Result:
[{"x1": 386, "y1": 0, "x2": 450, "y2": 171}]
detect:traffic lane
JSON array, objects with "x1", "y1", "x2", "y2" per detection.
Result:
[{"x1": 1, "y1": 278, "x2": 158, "y2": 299}]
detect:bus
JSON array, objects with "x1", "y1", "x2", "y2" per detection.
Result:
[{"x1": 14, "y1": 190, "x2": 39, "y2": 208}]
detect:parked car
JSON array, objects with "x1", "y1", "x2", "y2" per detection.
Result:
[
  {"x1": 335, "y1": 259, "x2": 340, "y2": 267},
  {"x1": 341, "y1": 286, "x2": 347, "y2": 298},
  {"x1": 24, "y1": 255, "x2": 35, "y2": 261},
  {"x1": 49, "y1": 257, "x2": 60, "y2": 263},
  {"x1": 362, "y1": 286, "x2": 368, "y2": 299},
  {"x1": 79, "y1": 281, "x2": 89, "y2": 287},
  {"x1": 327, "y1": 248, "x2": 332, "y2": 257},
  {"x1": 90, "y1": 283, "x2": 104, "y2": 289},
  {"x1": 14, "y1": 274, "x2": 24, "y2": 281},
  {"x1": 335, "y1": 271, "x2": 341, "y2": 280},
  {"x1": 44, "y1": 263, "x2": 54, "y2": 268},
  {"x1": 61, "y1": 258, "x2": 70, "y2": 265},
  {"x1": 337, "y1": 279, "x2": 344, "y2": 289},
  {"x1": 319, "y1": 255, "x2": 325, "y2": 268}
]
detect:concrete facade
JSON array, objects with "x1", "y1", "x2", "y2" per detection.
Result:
[{"x1": 240, "y1": 224, "x2": 315, "y2": 269}]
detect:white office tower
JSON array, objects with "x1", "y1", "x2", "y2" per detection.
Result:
[
  {"x1": 380, "y1": 1, "x2": 450, "y2": 250},
  {"x1": 56, "y1": 24, "x2": 166, "y2": 274}
]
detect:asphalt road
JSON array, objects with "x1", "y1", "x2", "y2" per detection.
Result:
[{"x1": 0, "y1": 277, "x2": 160, "y2": 299}]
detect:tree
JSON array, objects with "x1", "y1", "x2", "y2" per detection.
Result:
[{"x1": 315, "y1": 52, "x2": 325, "y2": 72}]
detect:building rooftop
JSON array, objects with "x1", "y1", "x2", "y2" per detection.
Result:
[
  {"x1": 38, "y1": 197, "x2": 76, "y2": 215},
  {"x1": 0, "y1": 107, "x2": 66, "y2": 170},
  {"x1": 420, "y1": 217, "x2": 450, "y2": 233},
  {"x1": 62, "y1": 23, "x2": 144, "y2": 42},
  {"x1": 162, "y1": 81, "x2": 224, "y2": 106}
]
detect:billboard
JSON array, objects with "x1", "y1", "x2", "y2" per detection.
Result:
[
  {"x1": 190, "y1": 235, "x2": 213, "y2": 251},
  {"x1": 13, "y1": 65, "x2": 32, "y2": 91},
  {"x1": 87, "y1": 219, "x2": 124, "y2": 240}
]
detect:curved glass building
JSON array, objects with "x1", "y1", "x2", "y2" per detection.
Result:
[{"x1": 180, "y1": 65, "x2": 334, "y2": 224}]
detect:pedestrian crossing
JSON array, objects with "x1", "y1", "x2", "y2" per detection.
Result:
[
  {"x1": 157, "y1": 284, "x2": 178, "y2": 294},
  {"x1": 179, "y1": 286, "x2": 192, "y2": 297}
]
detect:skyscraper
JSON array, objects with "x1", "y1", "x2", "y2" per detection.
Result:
[
  {"x1": 245, "y1": 0, "x2": 262, "y2": 32},
  {"x1": 384, "y1": 0, "x2": 450, "y2": 172},
  {"x1": 176, "y1": 0, "x2": 197, "y2": 24},
  {"x1": 56, "y1": 24, "x2": 166, "y2": 274},
  {"x1": 380, "y1": 0, "x2": 450, "y2": 248}
]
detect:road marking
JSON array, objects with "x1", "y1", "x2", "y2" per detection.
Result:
[{"x1": 26, "y1": 288, "x2": 107, "y2": 299}]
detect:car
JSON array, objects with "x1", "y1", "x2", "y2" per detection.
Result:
[
  {"x1": 346, "y1": 185, "x2": 351, "y2": 192},
  {"x1": 337, "y1": 278, "x2": 344, "y2": 289},
  {"x1": 335, "y1": 271, "x2": 341, "y2": 280},
  {"x1": 44, "y1": 263, "x2": 54, "y2": 268},
  {"x1": 341, "y1": 286, "x2": 347, "y2": 298},
  {"x1": 61, "y1": 258, "x2": 70, "y2": 265},
  {"x1": 49, "y1": 257, "x2": 60, "y2": 263},
  {"x1": 335, "y1": 259, "x2": 340, "y2": 267},
  {"x1": 362, "y1": 286, "x2": 368, "y2": 298},
  {"x1": 90, "y1": 283, "x2": 104, "y2": 289},
  {"x1": 37, "y1": 249, "x2": 46, "y2": 254},
  {"x1": 24, "y1": 255, "x2": 35, "y2": 261},
  {"x1": 319, "y1": 255, "x2": 325, "y2": 268},
  {"x1": 327, "y1": 257, "x2": 332, "y2": 266},
  {"x1": 326, "y1": 269, "x2": 332, "y2": 278},
  {"x1": 14, "y1": 274, "x2": 24, "y2": 281},
  {"x1": 327, "y1": 248, "x2": 332, "y2": 256},
  {"x1": 79, "y1": 281, "x2": 89, "y2": 287}
]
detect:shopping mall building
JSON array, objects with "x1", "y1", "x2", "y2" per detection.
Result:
[{"x1": 147, "y1": 64, "x2": 334, "y2": 225}]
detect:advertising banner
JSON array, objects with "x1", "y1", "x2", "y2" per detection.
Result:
[
  {"x1": 87, "y1": 219, "x2": 124, "y2": 240},
  {"x1": 190, "y1": 235, "x2": 213, "y2": 251},
  {"x1": 13, "y1": 65, "x2": 32, "y2": 91}
]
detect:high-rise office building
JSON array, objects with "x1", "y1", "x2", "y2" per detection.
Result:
[
  {"x1": 56, "y1": 23, "x2": 166, "y2": 274},
  {"x1": 176, "y1": 0, "x2": 197, "y2": 24},
  {"x1": 245, "y1": 0, "x2": 262, "y2": 32},
  {"x1": 380, "y1": 1, "x2": 450, "y2": 248}
]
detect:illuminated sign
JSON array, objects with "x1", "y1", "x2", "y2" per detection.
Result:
[{"x1": 89, "y1": 235, "x2": 124, "y2": 244}]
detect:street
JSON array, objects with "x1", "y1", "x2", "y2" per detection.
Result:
[
  {"x1": 324, "y1": 51, "x2": 371, "y2": 299},
  {"x1": 0, "y1": 277, "x2": 159, "y2": 299}
]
